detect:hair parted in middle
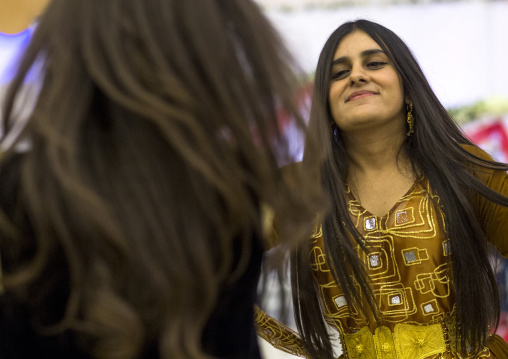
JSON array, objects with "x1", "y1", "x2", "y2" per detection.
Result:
[{"x1": 295, "y1": 19, "x2": 508, "y2": 359}]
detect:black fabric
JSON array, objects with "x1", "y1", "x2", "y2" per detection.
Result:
[
  {"x1": 201, "y1": 237, "x2": 263, "y2": 359},
  {"x1": 0, "y1": 154, "x2": 263, "y2": 359},
  {"x1": 0, "y1": 308, "x2": 89, "y2": 359}
]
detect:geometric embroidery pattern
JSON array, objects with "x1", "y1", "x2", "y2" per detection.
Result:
[
  {"x1": 311, "y1": 178, "x2": 452, "y2": 334},
  {"x1": 254, "y1": 173, "x2": 501, "y2": 358},
  {"x1": 294, "y1": 178, "x2": 452, "y2": 338}
]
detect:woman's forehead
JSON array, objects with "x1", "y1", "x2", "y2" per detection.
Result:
[{"x1": 333, "y1": 30, "x2": 382, "y2": 59}]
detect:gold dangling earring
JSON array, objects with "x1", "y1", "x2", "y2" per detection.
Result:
[{"x1": 406, "y1": 101, "x2": 414, "y2": 136}]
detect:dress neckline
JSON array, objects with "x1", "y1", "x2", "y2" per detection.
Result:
[{"x1": 345, "y1": 176, "x2": 423, "y2": 219}]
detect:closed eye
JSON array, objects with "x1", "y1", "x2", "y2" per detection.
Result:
[
  {"x1": 366, "y1": 61, "x2": 387, "y2": 69},
  {"x1": 331, "y1": 69, "x2": 350, "y2": 80}
]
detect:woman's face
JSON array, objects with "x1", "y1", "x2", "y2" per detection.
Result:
[{"x1": 328, "y1": 30, "x2": 406, "y2": 135}]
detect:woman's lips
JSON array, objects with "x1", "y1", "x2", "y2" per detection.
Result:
[{"x1": 346, "y1": 91, "x2": 377, "y2": 102}]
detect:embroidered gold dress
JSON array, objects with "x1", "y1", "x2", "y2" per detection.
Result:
[{"x1": 255, "y1": 146, "x2": 508, "y2": 359}]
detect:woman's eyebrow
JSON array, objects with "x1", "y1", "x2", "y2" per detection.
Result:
[{"x1": 331, "y1": 49, "x2": 386, "y2": 66}]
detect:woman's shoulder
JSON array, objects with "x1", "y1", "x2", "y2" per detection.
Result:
[
  {"x1": 459, "y1": 143, "x2": 495, "y2": 161},
  {"x1": 458, "y1": 143, "x2": 506, "y2": 183}
]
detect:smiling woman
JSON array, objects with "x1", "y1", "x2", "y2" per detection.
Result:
[
  {"x1": 256, "y1": 19, "x2": 508, "y2": 359},
  {"x1": 328, "y1": 31, "x2": 406, "y2": 137}
]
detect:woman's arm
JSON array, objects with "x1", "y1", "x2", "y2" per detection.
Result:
[
  {"x1": 254, "y1": 306, "x2": 308, "y2": 358},
  {"x1": 466, "y1": 145, "x2": 508, "y2": 256}
]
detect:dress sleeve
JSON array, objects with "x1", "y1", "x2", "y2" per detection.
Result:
[
  {"x1": 465, "y1": 145, "x2": 508, "y2": 256},
  {"x1": 254, "y1": 306, "x2": 308, "y2": 357}
]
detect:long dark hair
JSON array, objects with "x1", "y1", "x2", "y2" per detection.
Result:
[
  {"x1": 0, "y1": 0, "x2": 323, "y2": 358},
  {"x1": 294, "y1": 19, "x2": 508, "y2": 358}
]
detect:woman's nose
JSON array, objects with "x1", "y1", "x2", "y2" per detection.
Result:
[{"x1": 349, "y1": 65, "x2": 369, "y2": 85}]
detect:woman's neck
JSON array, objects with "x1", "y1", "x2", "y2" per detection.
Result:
[
  {"x1": 344, "y1": 127, "x2": 407, "y2": 175},
  {"x1": 343, "y1": 130, "x2": 416, "y2": 217}
]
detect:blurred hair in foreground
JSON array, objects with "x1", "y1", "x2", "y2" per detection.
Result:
[{"x1": 0, "y1": 0, "x2": 324, "y2": 358}]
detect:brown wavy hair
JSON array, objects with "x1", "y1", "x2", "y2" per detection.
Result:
[{"x1": 0, "y1": 0, "x2": 323, "y2": 358}]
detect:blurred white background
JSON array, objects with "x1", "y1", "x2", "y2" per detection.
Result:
[{"x1": 256, "y1": 0, "x2": 508, "y2": 109}]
